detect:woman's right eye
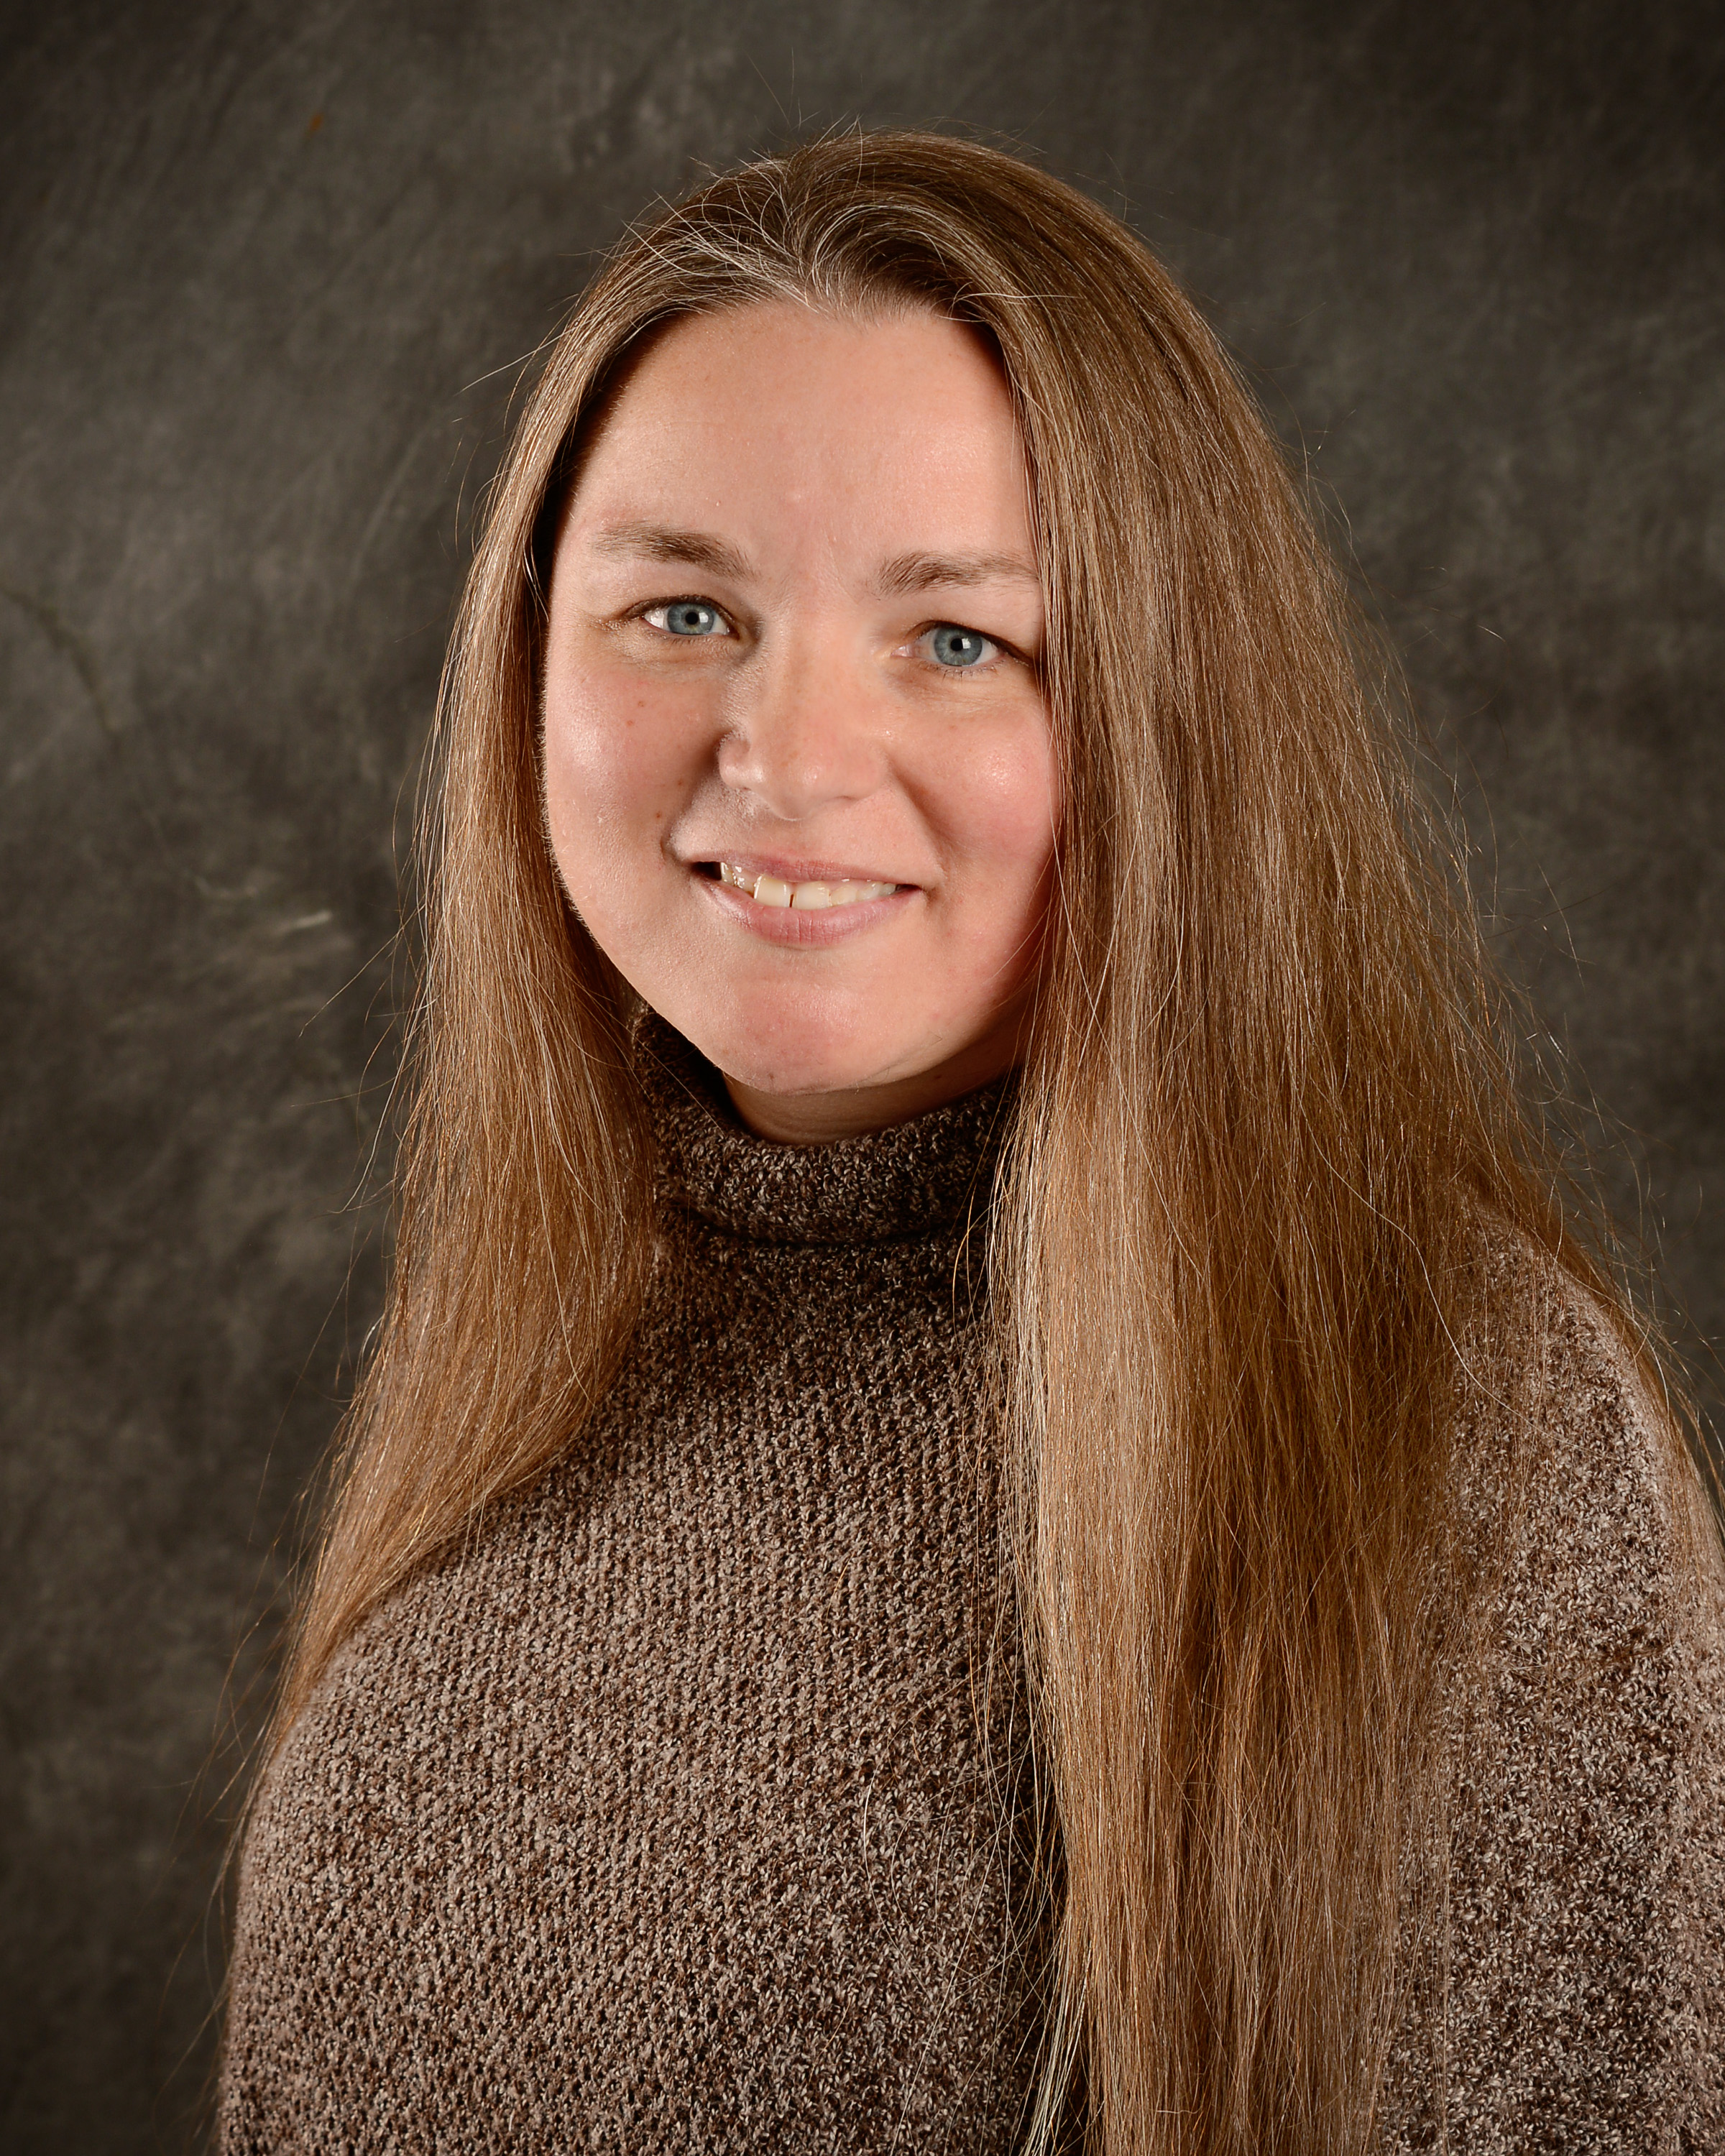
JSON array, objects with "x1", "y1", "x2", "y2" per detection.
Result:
[{"x1": 642, "y1": 599, "x2": 730, "y2": 638}]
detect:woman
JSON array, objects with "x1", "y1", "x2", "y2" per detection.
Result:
[{"x1": 218, "y1": 132, "x2": 1724, "y2": 2153}]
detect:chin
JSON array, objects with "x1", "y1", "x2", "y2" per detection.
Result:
[
  {"x1": 702, "y1": 1037, "x2": 893, "y2": 1099},
  {"x1": 666, "y1": 998, "x2": 916, "y2": 1100}
]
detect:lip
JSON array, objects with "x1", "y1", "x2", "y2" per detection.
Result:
[
  {"x1": 683, "y1": 851, "x2": 918, "y2": 890},
  {"x1": 689, "y1": 860, "x2": 920, "y2": 946}
]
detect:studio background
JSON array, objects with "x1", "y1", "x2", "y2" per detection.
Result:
[{"x1": 2, "y1": 1, "x2": 1720, "y2": 2148}]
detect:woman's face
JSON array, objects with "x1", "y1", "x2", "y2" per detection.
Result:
[{"x1": 543, "y1": 300, "x2": 1057, "y2": 1142}]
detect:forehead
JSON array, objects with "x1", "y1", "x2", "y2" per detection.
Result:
[{"x1": 564, "y1": 301, "x2": 1030, "y2": 556}]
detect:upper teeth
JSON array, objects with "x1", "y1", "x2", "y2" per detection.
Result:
[{"x1": 718, "y1": 862, "x2": 898, "y2": 911}]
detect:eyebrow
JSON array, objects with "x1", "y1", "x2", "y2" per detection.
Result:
[
  {"x1": 874, "y1": 550, "x2": 1042, "y2": 596},
  {"x1": 586, "y1": 522, "x2": 753, "y2": 580},
  {"x1": 584, "y1": 525, "x2": 1041, "y2": 598}
]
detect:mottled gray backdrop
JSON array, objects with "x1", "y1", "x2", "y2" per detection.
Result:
[{"x1": 2, "y1": 0, "x2": 1721, "y2": 2147}]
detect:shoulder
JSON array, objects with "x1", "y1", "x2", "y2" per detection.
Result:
[
  {"x1": 1383, "y1": 1245, "x2": 1725, "y2": 2151},
  {"x1": 1453, "y1": 1256, "x2": 1725, "y2": 1920},
  {"x1": 1451, "y1": 1248, "x2": 1723, "y2": 1693}
]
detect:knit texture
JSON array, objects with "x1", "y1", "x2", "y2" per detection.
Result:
[
  {"x1": 219, "y1": 1022, "x2": 1039, "y2": 2152},
  {"x1": 1380, "y1": 1249, "x2": 1725, "y2": 2152},
  {"x1": 218, "y1": 1027, "x2": 1725, "y2": 2152}
]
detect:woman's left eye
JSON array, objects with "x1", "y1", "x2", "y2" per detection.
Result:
[
  {"x1": 922, "y1": 622, "x2": 999, "y2": 670},
  {"x1": 643, "y1": 599, "x2": 730, "y2": 637}
]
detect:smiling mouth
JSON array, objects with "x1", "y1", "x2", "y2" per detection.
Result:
[{"x1": 710, "y1": 861, "x2": 901, "y2": 911}]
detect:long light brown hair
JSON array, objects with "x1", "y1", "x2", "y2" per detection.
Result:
[{"x1": 262, "y1": 132, "x2": 1702, "y2": 2153}]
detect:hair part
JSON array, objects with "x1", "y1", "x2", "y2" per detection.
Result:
[{"x1": 258, "y1": 129, "x2": 1706, "y2": 2155}]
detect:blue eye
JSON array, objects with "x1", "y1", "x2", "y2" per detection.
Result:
[
  {"x1": 656, "y1": 600, "x2": 725, "y2": 637},
  {"x1": 927, "y1": 623, "x2": 992, "y2": 668}
]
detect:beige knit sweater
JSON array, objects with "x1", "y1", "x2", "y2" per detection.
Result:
[{"x1": 218, "y1": 1022, "x2": 1724, "y2": 2151}]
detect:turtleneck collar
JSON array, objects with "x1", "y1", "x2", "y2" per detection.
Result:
[{"x1": 632, "y1": 1011, "x2": 1016, "y2": 1249}]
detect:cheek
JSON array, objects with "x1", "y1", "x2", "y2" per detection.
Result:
[
  {"x1": 541, "y1": 660, "x2": 697, "y2": 888},
  {"x1": 933, "y1": 718, "x2": 1061, "y2": 924}
]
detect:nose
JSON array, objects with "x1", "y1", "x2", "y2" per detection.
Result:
[{"x1": 715, "y1": 635, "x2": 886, "y2": 821}]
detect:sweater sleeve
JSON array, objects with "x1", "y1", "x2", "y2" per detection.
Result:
[{"x1": 1381, "y1": 1273, "x2": 1725, "y2": 2152}]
